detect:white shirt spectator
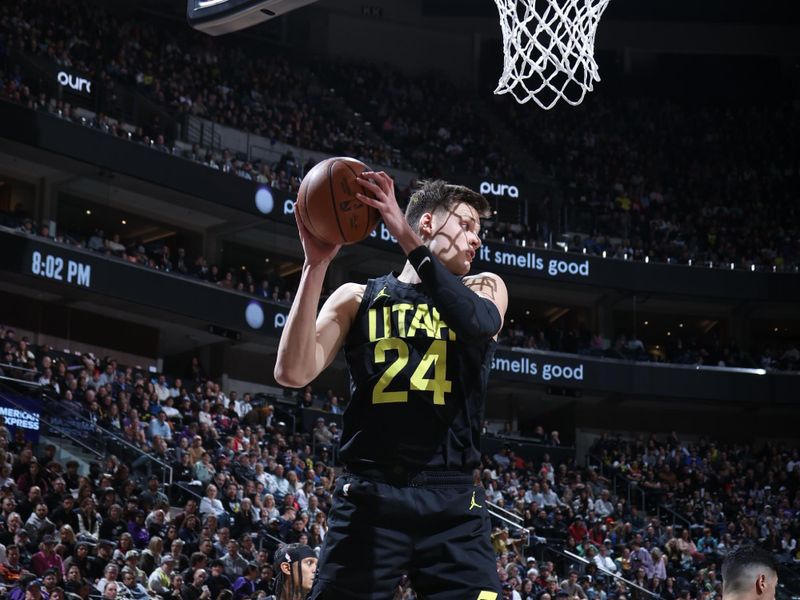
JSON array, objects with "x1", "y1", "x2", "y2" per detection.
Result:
[
  {"x1": 595, "y1": 553, "x2": 618, "y2": 573},
  {"x1": 199, "y1": 496, "x2": 225, "y2": 519},
  {"x1": 232, "y1": 398, "x2": 252, "y2": 419},
  {"x1": 198, "y1": 408, "x2": 213, "y2": 427},
  {"x1": 525, "y1": 485, "x2": 545, "y2": 508},
  {"x1": 594, "y1": 493, "x2": 615, "y2": 518},
  {"x1": 493, "y1": 451, "x2": 511, "y2": 469},
  {"x1": 541, "y1": 487, "x2": 564, "y2": 508},
  {"x1": 273, "y1": 476, "x2": 291, "y2": 500},
  {"x1": 161, "y1": 403, "x2": 181, "y2": 420},
  {"x1": 148, "y1": 415, "x2": 172, "y2": 441},
  {"x1": 154, "y1": 379, "x2": 170, "y2": 403}
]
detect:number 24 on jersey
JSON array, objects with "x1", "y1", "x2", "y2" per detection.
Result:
[{"x1": 372, "y1": 338, "x2": 452, "y2": 406}]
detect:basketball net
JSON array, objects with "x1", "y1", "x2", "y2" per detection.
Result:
[{"x1": 493, "y1": 0, "x2": 611, "y2": 110}]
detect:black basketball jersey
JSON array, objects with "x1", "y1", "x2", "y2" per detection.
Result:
[{"x1": 339, "y1": 272, "x2": 496, "y2": 471}]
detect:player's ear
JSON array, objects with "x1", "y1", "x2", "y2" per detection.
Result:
[
  {"x1": 756, "y1": 573, "x2": 767, "y2": 595},
  {"x1": 419, "y1": 212, "x2": 434, "y2": 239}
]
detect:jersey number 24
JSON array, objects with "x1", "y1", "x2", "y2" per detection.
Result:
[{"x1": 372, "y1": 338, "x2": 452, "y2": 405}]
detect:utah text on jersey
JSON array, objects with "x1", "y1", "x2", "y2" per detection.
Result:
[{"x1": 367, "y1": 301, "x2": 457, "y2": 342}]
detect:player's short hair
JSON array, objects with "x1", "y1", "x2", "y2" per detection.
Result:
[
  {"x1": 721, "y1": 544, "x2": 778, "y2": 595},
  {"x1": 405, "y1": 179, "x2": 490, "y2": 233}
]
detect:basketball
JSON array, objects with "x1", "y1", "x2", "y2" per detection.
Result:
[{"x1": 296, "y1": 157, "x2": 381, "y2": 245}]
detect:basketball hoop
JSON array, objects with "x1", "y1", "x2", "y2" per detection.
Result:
[{"x1": 493, "y1": 0, "x2": 611, "y2": 110}]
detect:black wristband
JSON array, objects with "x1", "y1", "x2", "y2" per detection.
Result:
[{"x1": 407, "y1": 245, "x2": 436, "y2": 279}]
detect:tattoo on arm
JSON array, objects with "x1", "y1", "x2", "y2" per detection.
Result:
[{"x1": 465, "y1": 276, "x2": 499, "y2": 301}]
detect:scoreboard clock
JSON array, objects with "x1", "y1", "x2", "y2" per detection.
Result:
[{"x1": 187, "y1": 0, "x2": 318, "y2": 35}]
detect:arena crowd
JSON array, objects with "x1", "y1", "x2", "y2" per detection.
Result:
[
  {"x1": 1, "y1": 0, "x2": 798, "y2": 273},
  {"x1": 0, "y1": 327, "x2": 798, "y2": 600}
]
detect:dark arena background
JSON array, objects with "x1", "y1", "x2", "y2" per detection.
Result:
[{"x1": 0, "y1": 0, "x2": 799, "y2": 598}]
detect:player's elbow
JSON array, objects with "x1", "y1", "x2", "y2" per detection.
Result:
[
  {"x1": 273, "y1": 365, "x2": 302, "y2": 388},
  {"x1": 456, "y1": 302, "x2": 503, "y2": 343},
  {"x1": 273, "y1": 363, "x2": 312, "y2": 389}
]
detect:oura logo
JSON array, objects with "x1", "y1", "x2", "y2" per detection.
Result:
[
  {"x1": 57, "y1": 71, "x2": 92, "y2": 94},
  {"x1": 479, "y1": 181, "x2": 519, "y2": 198}
]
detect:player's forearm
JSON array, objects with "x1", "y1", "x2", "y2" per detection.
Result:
[{"x1": 273, "y1": 262, "x2": 327, "y2": 387}]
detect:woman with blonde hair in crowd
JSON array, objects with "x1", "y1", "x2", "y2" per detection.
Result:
[
  {"x1": 139, "y1": 535, "x2": 163, "y2": 575},
  {"x1": 261, "y1": 494, "x2": 279, "y2": 521},
  {"x1": 56, "y1": 524, "x2": 77, "y2": 558},
  {"x1": 652, "y1": 547, "x2": 668, "y2": 581},
  {"x1": 77, "y1": 497, "x2": 101, "y2": 544}
]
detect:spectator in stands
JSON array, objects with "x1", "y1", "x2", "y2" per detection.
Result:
[
  {"x1": 206, "y1": 559, "x2": 231, "y2": 598},
  {"x1": 0, "y1": 544, "x2": 29, "y2": 585},
  {"x1": 24, "y1": 503, "x2": 52, "y2": 543},
  {"x1": 128, "y1": 511, "x2": 150, "y2": 549},
  {"x1": 630, "y1": 538, "x2": 654, "y2": 580},
  {"x1": 147, "y1": 553, "x2": 175, "y2": 596},
  {"x1": 50, "y1": 495, "x2": 78, "y2": 534},
  {"x1": 148, "y1": 411, "x2": 173, "y2": 442},
  {"x1": 594, "y1": 490, "x2": 614, "y2": 519},
  {"x1": 30, "y1": 535, "x2": 63, "y2": 579},
  {"x1": 562, "y1": 571, "x2": 588, "y2": 600},
  {"x1": 76, "y1": 498, "x2": 100, "y2": 544},
  {"x1": 194, "y1": 453, "x2": 216, "y2": 486},
  {"x1": 199, "y1": 485, "x2": 226, "y2": 525},
  {"x1": 121, "y1": 566, "x2": 150, "y2": 600},
  {"x1": 594, "y1": 544, "x2": 618, "y2": 574},
  {"x1": 140, "y1": 477, "x2": 169, "y2": 511},
  {"x1": 181, "y1": 567, "x2": 211, "y2": 600},
  {"x1": 99, "y1": 504, "x2": 126, "y2": 541},
  {"x1": 96, "y1": 563, "x2": 120, "y2": 593},
  {"x1": 140, "y1": 536, "x2": 164, "y2": 576},
  {"x1": 231, "y1": 563, "x2": 258, "y2": 600},
  {"x1": 126, "y1": 552, "x2": 148, "y2": 587},
  {"x1": 16, "y1": 462, "x2": 49, "y2": 496}
]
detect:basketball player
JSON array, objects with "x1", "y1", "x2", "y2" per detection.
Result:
[
  {"x1": 721, "y1": 545, "x2": 779, "y2": 600},
  {"x1": 275, "y1": 174, "x2": 507, "y2": 599},
  {"x1": 267, "y1": 544, "x2": 318, "y2": 600}
]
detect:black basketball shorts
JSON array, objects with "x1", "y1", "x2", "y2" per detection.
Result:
[{"x1": 309, "y1": 471, "x2": 501, "y2": 600}]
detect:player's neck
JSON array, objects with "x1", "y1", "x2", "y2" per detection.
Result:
[{"x1": 397, "y1": 261, "x2": 421, "y2": 284}]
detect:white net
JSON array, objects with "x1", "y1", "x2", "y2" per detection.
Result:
[{"x1": 493, "y1": 0, "x2": 611, "y2": 110}]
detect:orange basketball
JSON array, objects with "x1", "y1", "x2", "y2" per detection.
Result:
[{"x1": 296, "y1": 157, "x2": 381, "y2": 245}]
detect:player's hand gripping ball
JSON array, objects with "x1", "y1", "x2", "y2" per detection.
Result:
[{"x1": 296, "y1": 157, "x2": 381, "y2": 245}]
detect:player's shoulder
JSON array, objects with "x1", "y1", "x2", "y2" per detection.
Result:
[
  {"x1": 331, "y1": 281, "x2": 367, "y2": 299},
  {"x1": 463, "y1": 271, "x2": 507, "y2": 291},
  {"x1": 321, "y1": 281, "x2": 366, "y2": 318},
  {"x1": 463, "y1": 271, "x2": 505, "y2": 284},
  {"x1": 463, "y1": 271, "x2": 508, "y2": 308}
]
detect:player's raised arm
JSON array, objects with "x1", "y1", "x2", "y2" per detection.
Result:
[
  {"x1": 357, "y1": 172, "x2": 507, "y2": 341},
  {"x1": 273, "y1": 209, "x2": 361, "y2": 388}
]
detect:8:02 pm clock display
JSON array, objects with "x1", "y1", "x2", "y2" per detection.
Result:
[{"x1": 30, "y1": 250, "x2": 92, "y2": 288}]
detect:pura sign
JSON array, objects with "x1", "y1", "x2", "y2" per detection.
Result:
[{"x1": 56, "y1": 70, "x2": 92, "y2": 95}]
